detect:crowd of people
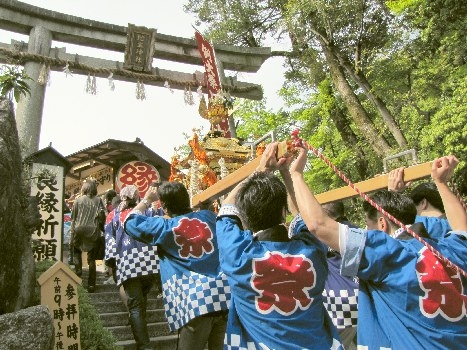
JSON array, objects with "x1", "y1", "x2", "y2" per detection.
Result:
[{"x1": 68, "y1": 141, "x2": 467, "y2": 350}]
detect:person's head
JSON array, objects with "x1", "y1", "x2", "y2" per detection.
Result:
[
  {"x1": 363, "y1": 190, "x2": 417, "y2": 233},
  {"x1": 105, "y1": 189, "x2": 117, "y2": 204},
  {"x1": 157, "y1": 181, "x2": 192, "y2": 217},
  {"x1": 111, "y1": 195, "x2": 121, "y2": 210},
  {"x1": 235, "y1": 172, "x2": 288, "y2": 232},
  {"x1": 322, "y1": 201, "x2": 346, "y2": 221},
  {"x1": 409, "y1": 182, "x2": 445, "y2": 216},
  {"x1": 80, "y1": 178, "x2": 98, "y2": 197},
  {"x1": 118, "y1": 185, "x2": 140, "y2": 210}
]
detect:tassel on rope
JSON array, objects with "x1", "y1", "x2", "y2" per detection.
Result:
[
  {"x1": 184, "y1": 86, "x2": 195, "y2": 105},
  {"x1": 37, "y1": 63, "x2": 49, "y2": 85},
  {"x1": 290, "y1": 129, "x2": 467, "y2": 278},
  {"x1": 164, "y1": 80, "x2": 174, "y2": 94},
  {"x1": 62, "y1": 62, "x2": 73, "y2": 77},
  {"x1": 85, "y1": 74, "x2": 91, "y2": 93},
  {"x1": 108, "y1": 73, "x2": 115, "y2": 91},
  {"x1": 85, "y1": 74, "x2": 97, "y2": 94},
  {"x1": 91, "y1": 75, "x2": 97, "y2": 94},
  {"x1": 136, "y1": 80, "x2": 146, "y2": 100}
]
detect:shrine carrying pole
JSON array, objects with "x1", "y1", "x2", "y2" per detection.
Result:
[{"x1": 191, "y1": 148, "x2": 433, "y2": 208}]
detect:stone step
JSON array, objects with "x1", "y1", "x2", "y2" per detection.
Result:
[
  {"x1": 99, "y1": 309, "x2": 168, "y2": 328},
  {"x1": 79, "y1": 268, "x2": 174, "y2": 348},
  {"x1": 116, "y1": 334, "x2": 179, "y2": 350},
  {"x1": 106, "y1": 322, "x2": 174, "y2": 341},
  {"x1": 87, "y1": 288, "x2": 161, "y2": 302},
  {"x1": 93, "y1": 298, "x2": 164, "y2": 314},
  {"x1": 88, "y1": 282, "x2": 162, "y2": 295}
]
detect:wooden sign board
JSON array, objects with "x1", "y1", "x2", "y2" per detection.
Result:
[
  {"x1": 123, "y1": 24, "x2": 157, "y2": 72},
  {"x1": 191, "y1": 147, "x2": 433, "y2": 207},
  {"x1": 38, "y1": 261, "x2": 82, "y2": 350}
]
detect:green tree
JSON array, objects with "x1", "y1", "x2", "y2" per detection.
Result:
[
  {"x1": 0, "y1": 65, "x2": 32, "y2": 103},
  {"x1": 185, "y1": 0, "x2": 467, "y2": 194}
]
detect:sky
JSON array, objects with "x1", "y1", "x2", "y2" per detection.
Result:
[{"x1": 0, "y1": 0, "x2": 287, "y2": 162}]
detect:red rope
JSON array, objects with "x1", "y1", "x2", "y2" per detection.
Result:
[
  {"x1": 290, "y1": 130, "x2": 467, "y2": 278},
  {"x1": 448, "y1": 181, "x2": 467, "y2": 212}
]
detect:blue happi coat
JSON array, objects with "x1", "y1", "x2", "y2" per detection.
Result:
[
  {"x1": 217, "y1": 206, "x2": 342, "y2": 350},
  {"x1": 415, "y1": 215, "x2": 451, "y2": 239},
  {"x1": 105, "y1": 207, "x2": 160, "y2": 286},
  {"x1": 341, "y1": 224, "x2": 467, "y2": 350},
  {"x1": 124, "y1": 209, "x2": 230, "y2": 331}
]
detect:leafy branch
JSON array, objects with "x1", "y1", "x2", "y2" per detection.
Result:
[{"x1": 0, "y1": 65, "x2": 32, "y2": 102}]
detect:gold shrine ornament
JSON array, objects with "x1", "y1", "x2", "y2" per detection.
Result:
[{"x1": 198, "y1": 95, "x2": 229, "y2": 125}]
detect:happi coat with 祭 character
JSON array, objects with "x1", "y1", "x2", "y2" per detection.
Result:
[
  {"x1": 216, "y1": 206, "x2": 343, "y2": 350},
  {"x1": 123, "y1": 209, "x2": 230, "y2": 331},
  {"x1": 340, "y1": 223, "x2": 467, "y2": 350}
]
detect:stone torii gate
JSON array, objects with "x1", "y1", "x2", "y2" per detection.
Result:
[{"x1": 0, "y1": 0, "x2": 273, "y2": 156}]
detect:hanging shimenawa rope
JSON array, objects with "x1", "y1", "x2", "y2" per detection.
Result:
[
  {"x1": 0, "y1": 47, "x2": 257, "y2": 94},
  {"x1": 290, "y1": 129, "x2": 467, "y2": 278}
]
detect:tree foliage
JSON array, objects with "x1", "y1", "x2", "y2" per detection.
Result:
[
  {"x1": 184, "y1": 0, "x2": 467, "y2": 195},
  {"x1": 0, "y1": 65, "x2": 32, "y2": 103}
]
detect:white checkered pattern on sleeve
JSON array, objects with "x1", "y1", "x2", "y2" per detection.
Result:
[
  {"x1": 116, "y1": 245, "x2": 160, "y2": 285},
  {"x1": 224, "y1": 333, "x2": 258, "y2": 350},
  {"x1": 322, "y1": 288, "x2": 359, "y2": 329},
  {"x1": 163, "y1": 270, "x2": 230, "y2": 331},
  {"x1": 104, "y1": 233, "x2": 117, "y2": 260}
]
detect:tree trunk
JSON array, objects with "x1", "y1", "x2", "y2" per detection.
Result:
[
  {"x1": 320, "y1": 41, "x2": 393, "y2": 157},
  {"x1": 335, "y1": 52, "x2": 408, "y2": 148},
  {"x1": 329, "y1": 105, "x2": 369, "y2": 180}
]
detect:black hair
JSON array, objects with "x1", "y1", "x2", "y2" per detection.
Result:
[
  {"x1": 235, "y1": 172, "x2": 287, "y2": 232},
  {"x1": 409, "y1": 182, "x2": 445, "y2": 213},
  {"x1": 111, "y1": 195, "x2": 121, "y2": 209},
  {"x1": 105, "y1": 189, "x2": 117, "y2": 203},
  {"x1": 322, "y1": 201, "x2": 345, "y2": 220},
  {"x1": 157, "y1": 181, "x2": 192, "y2": 216},
  {"x1": 363, "y1": 190, "x2": 417, "y2": 226}
]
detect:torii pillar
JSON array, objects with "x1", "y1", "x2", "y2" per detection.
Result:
[{"x1": 16, "y1": 26, "x2": 52, "y2": 157}]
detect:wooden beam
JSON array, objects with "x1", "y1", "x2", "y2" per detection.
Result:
[
  {"x1": 191, "y1": 153, "x2": 433, "y2": 207},
  {"x1": 191, "y1": 141, "x2": 290, "y2": 207},
  {"x1": 315, "y1": 161, "x2": 433, "y2": 204}
]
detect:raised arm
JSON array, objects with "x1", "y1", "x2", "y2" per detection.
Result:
[
  {"x1": 278, "y1": 153, "x2": 299, "y2": 216},
  {"x1": 223, "y1": 142, "x2": 286, "y2": 205},
  {"x1": 431, "y1": 156, "x2": 467, "y2": 231},
  {"x1": 289, "y1": 147, "x2": 340, "y2": 251}
]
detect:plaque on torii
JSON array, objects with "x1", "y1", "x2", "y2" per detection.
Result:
[{"x1": 123, "y1": 24, "x2": 157, "y2": 73}]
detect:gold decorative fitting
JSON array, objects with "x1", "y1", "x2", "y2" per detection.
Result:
[{"x1": 207, "y1": 101, "x2": 228, "y2": 125}]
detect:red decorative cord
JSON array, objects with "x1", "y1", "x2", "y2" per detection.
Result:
[
  {"x1": 290, "y1": 129, "x2": 467, "y2": 278},
  {"x1": 448, "y1": 181, "x2": 467, "y2": 212}
]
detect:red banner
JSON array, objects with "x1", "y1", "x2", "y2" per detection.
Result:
[{"x1": 195, "y1": 31, "x2": 222, "y2": 98}]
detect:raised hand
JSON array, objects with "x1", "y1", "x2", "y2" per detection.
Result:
[
  {"x1": 257, "y1": 142, "x2": 287, "y2": 173},
  {"x1": 388, "y1": 167, "x2": 411, "y2": 192},
  {"x1": 289, "y1": 146, "x2": 307, "y2": 176},
  {"x1": 431, "y1": 155, "x2": 459, "y2": 184}
]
